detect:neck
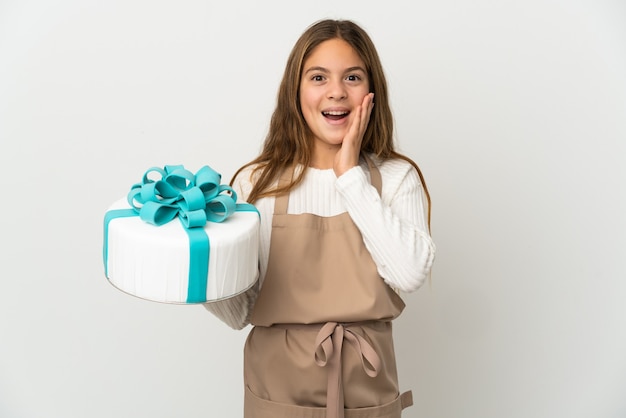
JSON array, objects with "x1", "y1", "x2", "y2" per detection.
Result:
[{"x1": 310, "y1": 144, "x2": 340, "y2": 169}]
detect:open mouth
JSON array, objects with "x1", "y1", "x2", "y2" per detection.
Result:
[{"x1": 322, "y1": 110, "x2": 350, "y2": 121}]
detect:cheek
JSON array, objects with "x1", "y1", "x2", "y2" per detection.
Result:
[
  {"x1": 299, "y1": 88, "x2": 316, "y2": 109},
  {"x1": 354, "y1": 86, "x2": 371, "y2": 102},
  {"x1": 299, "y1": 90, "x2": 318, "y2": 120}
]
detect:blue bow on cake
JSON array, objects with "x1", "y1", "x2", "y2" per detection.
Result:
[{"x1": 127, "y1": 164, "x2": 238, "y2": 228}]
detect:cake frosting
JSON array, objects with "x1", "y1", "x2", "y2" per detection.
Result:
[{"x1": 103, "y1": 165, "x2": 260, "y2": 304}]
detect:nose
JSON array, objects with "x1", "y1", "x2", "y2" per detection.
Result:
[{"x1": 327, "y1": 79, "x2": 347, "y2": 100}]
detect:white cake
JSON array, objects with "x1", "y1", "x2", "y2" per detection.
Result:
[{"x1": 103, "y1": 165, "x2": 260, "y2": 304}]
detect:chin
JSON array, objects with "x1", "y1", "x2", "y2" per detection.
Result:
[
  {"x1": 326, "y1": 139, "x2": 345, "y2": 147},
  {"x1": 323, "y1": 133, "x2": 347, "y2": 145}
]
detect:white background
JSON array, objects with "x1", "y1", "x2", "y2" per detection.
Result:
[{"x1": 1, "y1": 1, "x2": 625, "y2": 417}]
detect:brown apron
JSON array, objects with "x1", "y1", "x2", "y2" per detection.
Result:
[{"x1": 244, "y1": 158, "x2": 413, "y2": 418}]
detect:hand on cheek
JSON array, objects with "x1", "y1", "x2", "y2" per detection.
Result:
[{"x1": 333, "y1": 93, "x2": 375, "y2": 177}]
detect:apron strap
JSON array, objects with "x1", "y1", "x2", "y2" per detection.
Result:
[
  {"x1": 314, "y1": 322, "x2": 382, "y2": 418},
  {"x1": 400, "y1": 390, "x2": 414, "y2": 409},
  {"x1": 363, "y1": 154, "x2": 382, "y2": 196},
  {"x1": 273, "y1": 167, "x2": 294, "y2": 215},
  {"x1": 273, "y1": 321, "x2": 384, "y2": 418}
]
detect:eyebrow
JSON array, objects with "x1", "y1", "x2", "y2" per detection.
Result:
[{"x1": 303, "y1": 66, "x2": 367, "y2": 75}]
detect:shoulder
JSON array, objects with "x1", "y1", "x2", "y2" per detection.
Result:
[
  {"x1": 365, "y1": 153, "x2": 424, "y2": 192},
  {"x1": 231, "y1": 164, "x2": 261, "y2": 203}
]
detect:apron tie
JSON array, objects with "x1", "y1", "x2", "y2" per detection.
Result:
[{"x1": 314, "y1": 322, "x2": 381, "y2": 418}]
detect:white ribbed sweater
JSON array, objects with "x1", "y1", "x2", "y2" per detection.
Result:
[{"x1": 204, "y1": 155, "x2": 436, "y2": 329}]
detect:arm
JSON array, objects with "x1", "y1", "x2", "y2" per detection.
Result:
[
  {"x1": 203, "y1": 281, "x2": 258, "y2": 330},
  {"x1": 202, "y1": 167, "x2": 260, "y2": 329},
  {"x1": 335, "y1": 159, "x2": 435, "y2": 292}
]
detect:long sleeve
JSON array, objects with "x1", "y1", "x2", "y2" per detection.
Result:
[
  {"x1": 202, "y1": 281, "x2": 258, "y2": 330},
  {"x1": 335, "y1": 158, "x2": 435, "y2": 292},
  {"x1": 202, "y1": 156, "x2": 436, "y2": 328},
  {"x1": 201, "y1": 168, "x2": 262, "y2": 330}
]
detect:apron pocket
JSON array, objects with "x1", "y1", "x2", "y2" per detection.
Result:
[{"x1": 245, "y1": 385, "x2": 412, "y2": 418}]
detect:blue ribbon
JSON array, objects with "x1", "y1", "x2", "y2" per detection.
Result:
[
  {"x1": 127, "y1": 164, "x2": 239, "y2": 228},
  {"x1": 103, "y1": 165, "x2": 259, "y2": 303}
]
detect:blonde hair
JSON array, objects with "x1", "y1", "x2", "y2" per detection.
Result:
[{"x1": 231, "y1": 19, "x2": 431, "y2": 225}]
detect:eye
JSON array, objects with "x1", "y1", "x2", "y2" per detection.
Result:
[
  {"x1": 346, "y1": 74, "x2": 362, "y2": 82},
  {"x1": 311, "y1": 75, "x2": 325, "y2": 82}
]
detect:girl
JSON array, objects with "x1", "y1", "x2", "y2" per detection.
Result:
[{"x1": 205, "y1": 18, "x2": 435, "y2": 418}]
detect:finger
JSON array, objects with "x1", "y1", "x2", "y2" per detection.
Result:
[
  {"x1": 348, "y1": 103, "x2": 363, "y2": 143},
  {"x1": 362, "y1": 93, "x2": 374, "y2": 128},
  {"x1": 367, "y1": 93, "x2": 374, "y2": 120},
  {"x1": 359, "y1": 93, "x2": 374, "y2": 136}
]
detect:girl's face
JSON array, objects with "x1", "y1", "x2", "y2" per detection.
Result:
[{"x1": 299, "y1": 38, "x2": 370, "y2": 156}]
